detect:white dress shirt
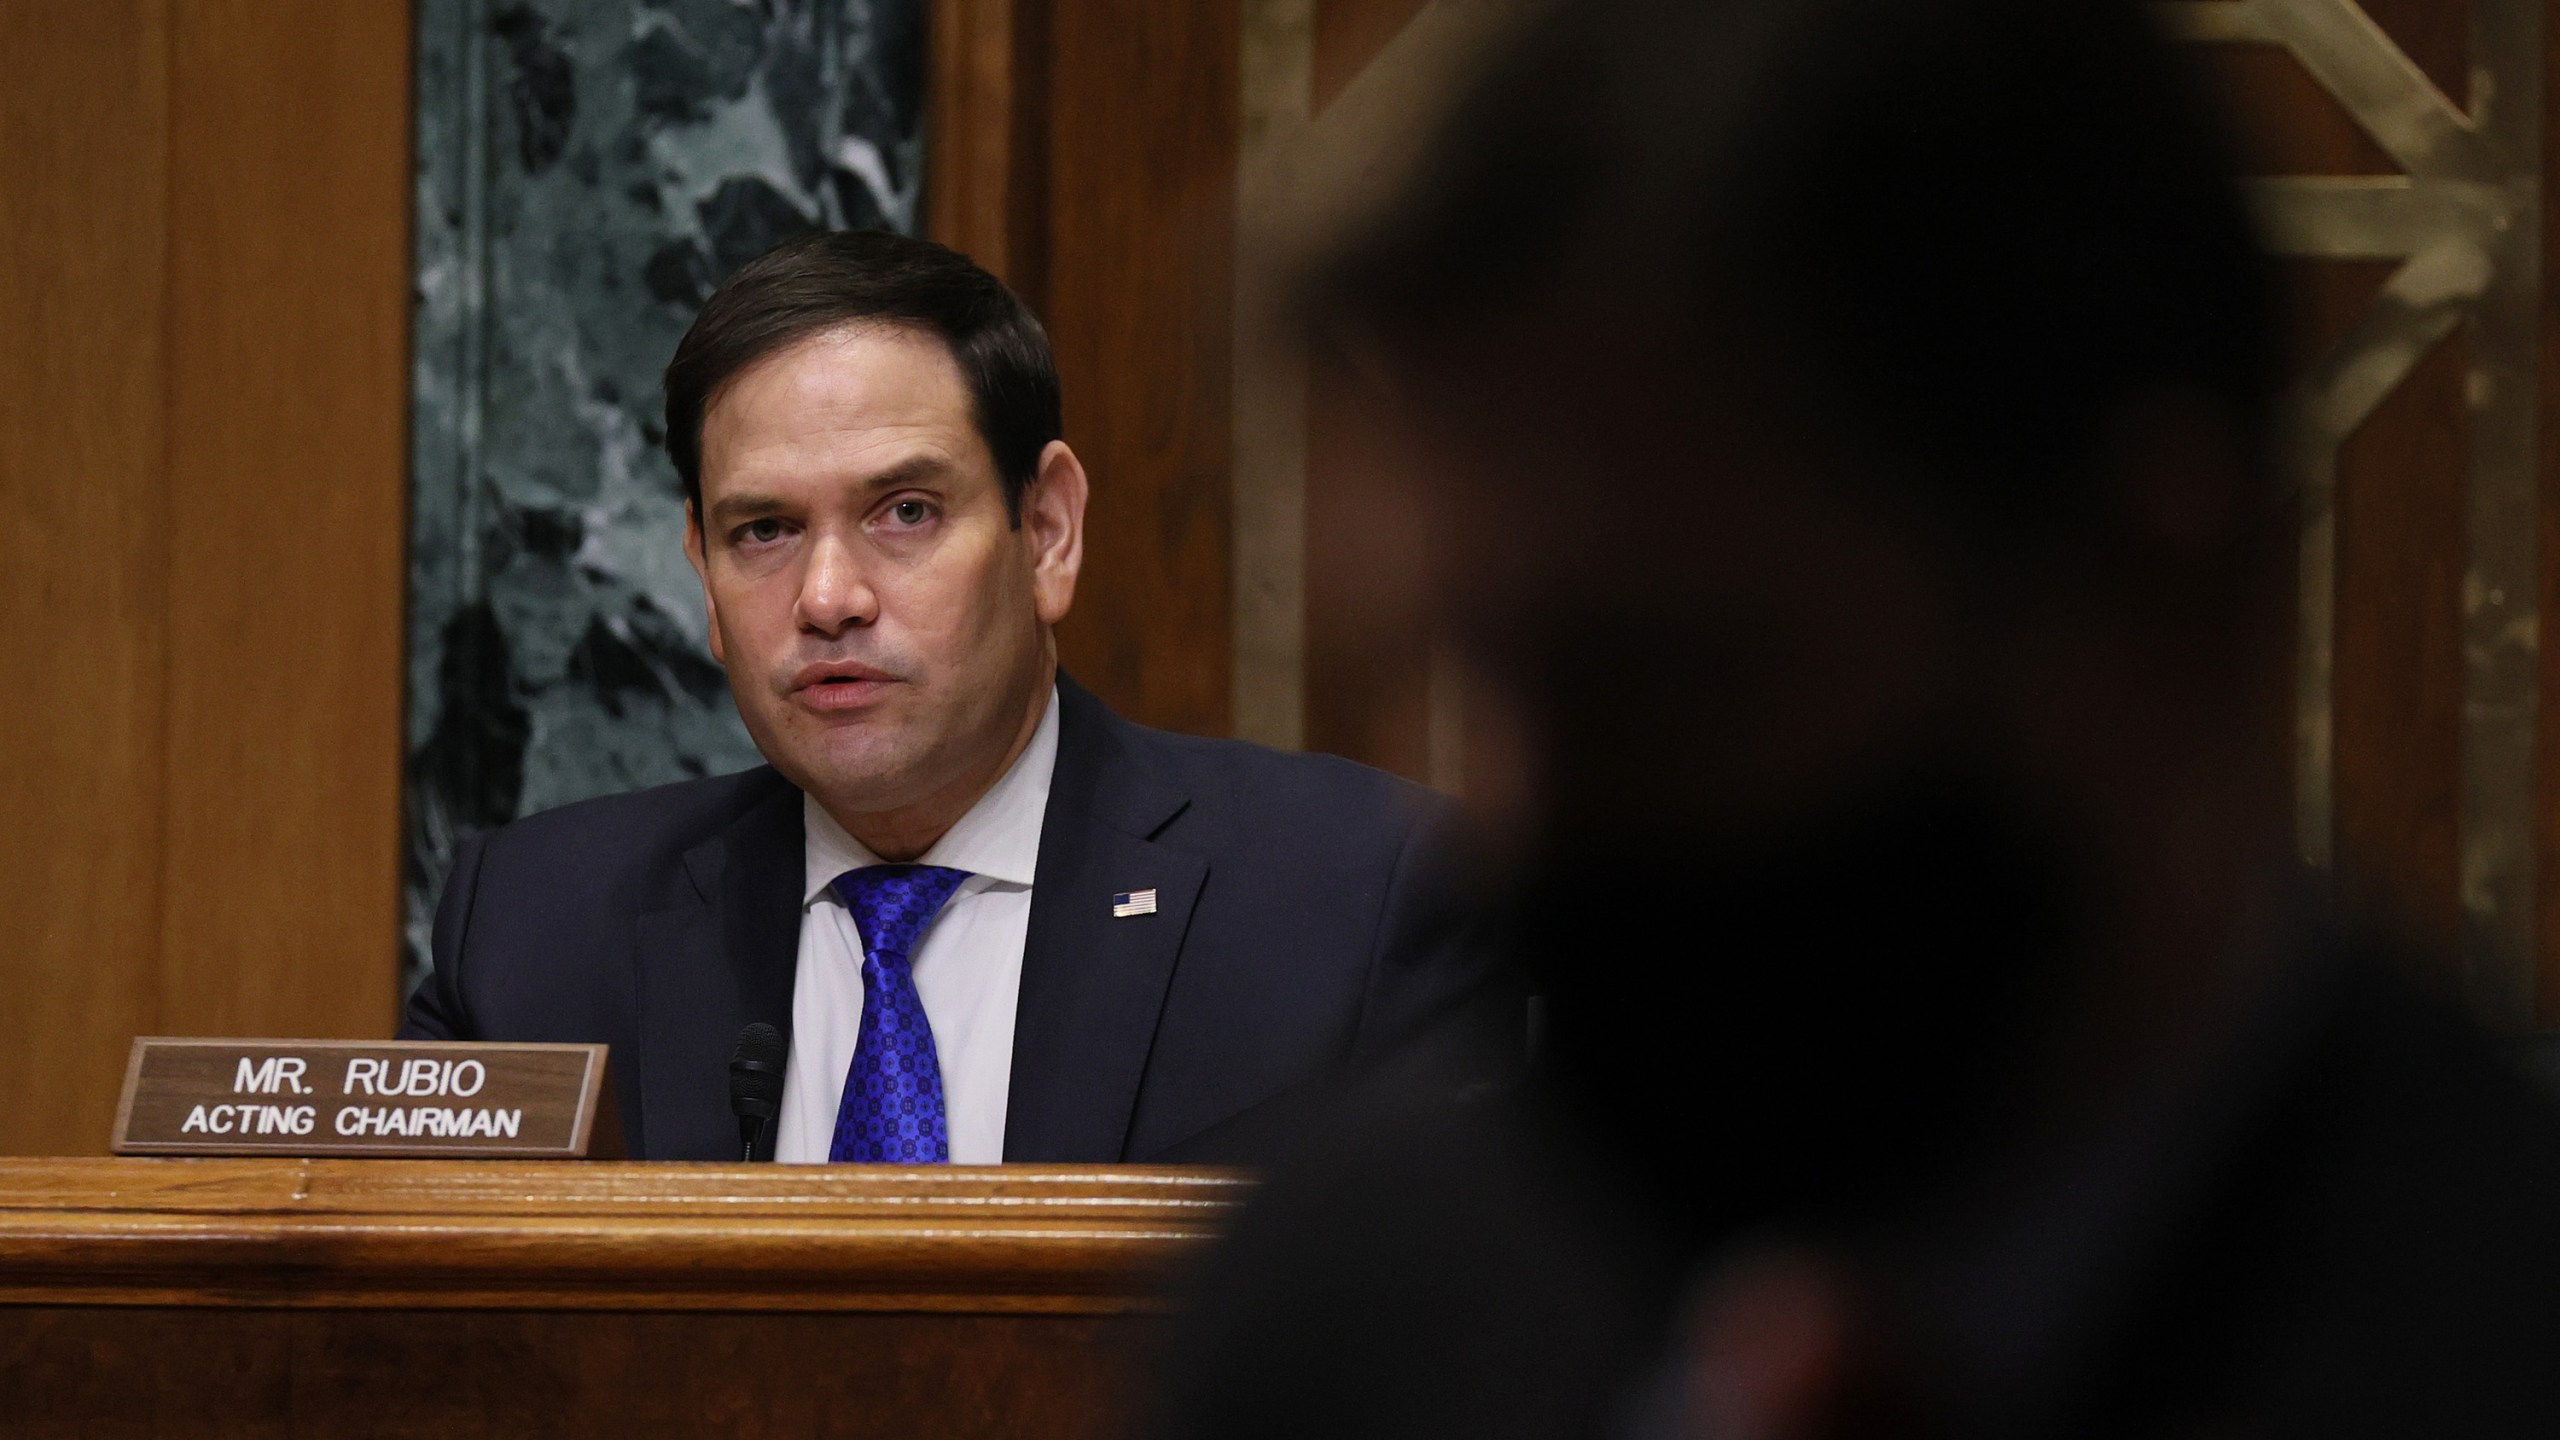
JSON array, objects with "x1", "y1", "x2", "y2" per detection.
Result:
[{"x1": 775, "y1": 689, "x2": 1059, "y2": 1164}]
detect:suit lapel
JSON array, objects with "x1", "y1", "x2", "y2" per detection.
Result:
[
  {"x1": 1005, "y1": 679, "x2": 1204, "y2": 1161},
  {"x1": 634, "y1": 776, "x2": 803, "y2": 1160}
]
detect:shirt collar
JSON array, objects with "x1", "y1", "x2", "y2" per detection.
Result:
[{"x1": 801, "y1": 685, "x2": 1060, "y2": 908}]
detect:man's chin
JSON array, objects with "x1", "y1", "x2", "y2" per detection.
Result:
[{"x1": 760, "y1": 726, "x2": 935, "y2": 814}]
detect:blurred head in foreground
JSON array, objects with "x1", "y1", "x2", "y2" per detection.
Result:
[
  {"x1": 1158, "y1": 1, "x2": 2560, "y2": 1438},
  {"x1": 1315, "y1": 0, "x2": 2288, "y2": 1218}
]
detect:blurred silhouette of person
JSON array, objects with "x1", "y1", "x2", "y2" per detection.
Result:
[{"x1": 1151, "y1": 0, "x2": 2560, "y2": 1436}]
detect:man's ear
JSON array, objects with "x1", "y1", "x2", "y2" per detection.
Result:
[
  {"x1": 684, "y1": 502, "x2": 727, "y2": 666},
  {"x1": 1023, "y1": 440, "x2": 1088, "y2": 626}
]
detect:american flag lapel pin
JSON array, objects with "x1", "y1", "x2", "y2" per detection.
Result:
[{"x1": 1111, "y1": 888, "x2": 1159, "y2": 918}]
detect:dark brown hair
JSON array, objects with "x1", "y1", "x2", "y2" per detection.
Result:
[{"x1": 662, "y1": 229, "x2": 1061, "y2": 522}]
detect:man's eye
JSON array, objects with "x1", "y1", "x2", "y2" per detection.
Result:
[
  {"x1": 889, "y1": 499, "x2": 931, "y2": 527},
  {"x1": 740, "y1": 518, "x2": 786, "y2": 545}
]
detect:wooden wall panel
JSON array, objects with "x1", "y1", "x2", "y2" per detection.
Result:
[
  {"x1": 925, "y1": 0, "x2": 1239, "y2": 736},
  {"x1": 2176, "y1": 0, "x2": 2560, "y2": 1020},
  {"x1": 2318, "y1": 0, "x2": 2475, "y2": 991},
  {"x1": 1313, "y1": 0, "x2": 1436, "y2": 113},
  {"x1": 158, "y1": 0, "x2": 409, "y2": 1039},
  {"x1": 0, "y1": 0, "x2": 175, "y2": 1157},
  {"x1": 1036, "y1": 0, "x2": 1240, "y2": 736},
  {"x1": 2333, "y1": 327, "x2": 2469, "y2": 968},
  {"x1": 2202, "y1": 45, "x2": 2396, "y2": 176},
  {"x1": 2360, "y1": 0, "x2": 2467, "y2": 100},
  {"x1": 0, "y1": 1, "x2": 409, "y2": 1154},
  {"x1": 2539, "y1": 0, "x2": 2560, "y2": 1018},
  {"x1": 927, "y1": 0, "x2": 1049, "y2": 305},
  {"x1": 2201, "y1": 10, "x2": 2479, "y2": 980},
  {"x1": 929, "y1": 0, "x2": 1237, "y2": 736}
]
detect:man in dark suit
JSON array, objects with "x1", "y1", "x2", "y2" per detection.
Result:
[{"x1": 401, "y1": 231, "x2": 1503, "y2": 1164}]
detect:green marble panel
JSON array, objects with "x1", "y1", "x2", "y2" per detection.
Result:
[{"x1": 407, "y1": 0, "x2": 924, "y2": 985}]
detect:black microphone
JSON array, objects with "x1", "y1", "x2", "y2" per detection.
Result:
[{"x1": 728, "y1": 1023, "x2": 787, "y2": 1163}]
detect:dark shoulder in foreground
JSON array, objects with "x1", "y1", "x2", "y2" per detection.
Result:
[{"x1": 1150, "y1": 946, "x2": 2560, "y2": 1440}]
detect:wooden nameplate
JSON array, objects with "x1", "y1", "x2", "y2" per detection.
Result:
[{"x1": 113, "y1": 1038, "x2": 622, "y2": 1158}]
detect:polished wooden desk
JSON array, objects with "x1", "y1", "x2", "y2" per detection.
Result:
[{"x1": 0, "y1": 1158, "x2": 1248, "y2": 1439}]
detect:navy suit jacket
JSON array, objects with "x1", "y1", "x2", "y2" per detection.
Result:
[{"x1": 399, "y1": 677, "x2": 1505, "y2": 1162}]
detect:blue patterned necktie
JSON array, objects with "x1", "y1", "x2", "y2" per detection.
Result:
[{"x1": 827, "y1": 864, "x2": 972, "y2": 1163}]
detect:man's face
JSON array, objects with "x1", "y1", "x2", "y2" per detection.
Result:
[{"x1": 686, "y1": 324, "x2": 1080, "y2": 833}]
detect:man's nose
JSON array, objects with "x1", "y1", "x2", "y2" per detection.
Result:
[{"x1": 796, "y1": 532, "x2": 879, "y2": 636}]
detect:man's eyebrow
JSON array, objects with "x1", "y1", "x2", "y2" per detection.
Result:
[
  {"x1": 705, "y1": 491, "x2": 790, "y2": 527},
  {"x1": 857, "y1": 454, "x2": 953, "y2": 493},
  {"x1": 704, "y1": 457, "x2": 956, "y2": 528}
]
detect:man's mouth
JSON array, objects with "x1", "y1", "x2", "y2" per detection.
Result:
[{"x1": 789, "y1": 662, "x2": 899, "y2": 713}]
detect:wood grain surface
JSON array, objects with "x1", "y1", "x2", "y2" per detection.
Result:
[
  {"x1": 0, "y1": 0, "x2": 409, "y2": 1157},
  {"x1": 154, "y1": 0, "x2": 410, "y2": 1048},
  {"x1": 928, "y1": 0, "x2": 1239, "y2": 737},
  {"x1": 2541, "y1": 0, "x2": 2560, "y2": 1018},
  {"x1": 0, "y1": 1160, "x2": 1237, "y2": 1440},
  {"x1": 927, "y1": 0, "x2": 1048, "y2": 306},
  {"x1": 1040, "y1": 0, "x2": 1241, "y2": 738},
  {"x1": 1313, "y1": 0, "x2": 1441, "y2": 113},
  {"x1": 0, "y1": 0, "x2": 177, "y2": 1164},
  {"x1": 0, "y1": 1157, "x2": 1246, "y2": 1311},
  {"x1": 2197, "y1": 5, "x2": 2479, "y2": 991},
  {"x1": 3, "y1": 1307, "x2": 1152, "y2": 1440}
]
